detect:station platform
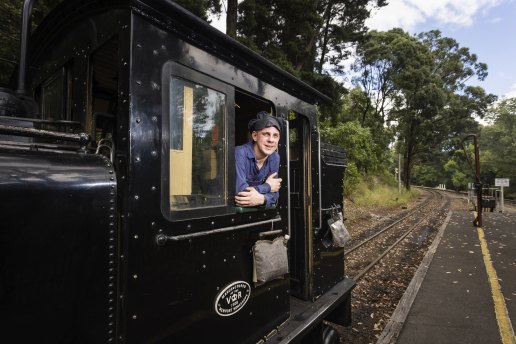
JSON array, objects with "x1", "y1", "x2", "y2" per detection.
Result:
[{"x1": 378, "y1": 211, "x2": 516, "y2": 344}]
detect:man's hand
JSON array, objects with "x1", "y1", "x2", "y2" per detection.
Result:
[
  {"x1": 235, "y1": 187, "x2": 266, "y2": 207},
  {"x1": 265, "y1": 172, "x2": 282, "y2": 193}
]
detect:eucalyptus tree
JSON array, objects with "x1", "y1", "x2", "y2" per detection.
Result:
[
  {"x1": 174, "y1": 0, "x2": 222, "y2": 20},
  {"x1": 353, "y1": 28, "x2": 495, "y2": 189},
  {"x1": 480, "y1": 98, "x2": 516, "y2": 197},
  {"x1": 235, "y1": 0, "x2": 386, "y2": 117}
]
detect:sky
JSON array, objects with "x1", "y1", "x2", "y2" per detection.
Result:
[
  {"x1": 210, "y1": 0, "x2": 516, "y2": 99},
  {"x1": 365, "y1": 0, "x2": 516, "y2": 99}
]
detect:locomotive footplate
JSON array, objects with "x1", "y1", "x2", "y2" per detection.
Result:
[{"x1": 270, "y1": 277, "x2": 355, "y2": 343}]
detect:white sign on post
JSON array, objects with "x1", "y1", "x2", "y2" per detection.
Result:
[
  {"x1": 495, "y1": 178, "x2": 509, "y2": 213},
  {"x1": 495, "y1": 178, "x2": 510, "y2": 187}
]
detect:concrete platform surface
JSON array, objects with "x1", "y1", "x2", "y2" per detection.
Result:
[{"x1": 389, "y1": 211, "x2": 516, "y2": 344}]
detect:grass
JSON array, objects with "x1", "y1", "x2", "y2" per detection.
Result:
[{"x1": 350, "y1": 178, "x2": 420, "y2": 207}]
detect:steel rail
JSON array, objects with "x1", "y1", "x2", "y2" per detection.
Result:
[
  {"x1": 352, "y1": 213, "x2": 430, "y2": 281},
  {"x1": 348, "y1": 189, "x2": 446, "y2": 282},
  {"x1": 345, "y1": 189, "x2": 437, "y2": 255}
]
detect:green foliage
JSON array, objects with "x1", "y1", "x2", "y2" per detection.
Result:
[
  {"x1": 320, "y1": 120, "x2": 379, "y2": 174},
  {"x1": 351, "y1": 176, "x2": 419, "y2": 206},
  {"x1": 0, "y1": 0, "x2": 70, "y2": 86},
  {"x1": 443, "y1": 158, "x2": 469, "y2": 190},
  {"x1": 336, "y1": 86, "x2": 395, "y2": 162},
  {"x1": 236, "y1": 0, "x2": 386, "y2": 120},
  {"x1": 353, "y1": 28, "x2": 496, "y2": 190},
  {"x1": 343, "y1": 161, "x2": 360, "y2": 196},
  {"x1": 480, "y1": 98, "x2": 516, "y2": 198},
  {"x1": 173, "y1": 0, "x2": 222, "y2": 21}
]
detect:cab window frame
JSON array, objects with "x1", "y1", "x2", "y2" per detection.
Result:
[
  {"x1": 161, "y1": 61, "x2": 235, "y2": 221},
  {"x1": 35, "y1": 61, "x2": 73, "y2": 123}
]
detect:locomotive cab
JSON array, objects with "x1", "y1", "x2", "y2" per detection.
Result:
[{"x1": 0, "y1": 1, "x2": 354, "y2": 343}]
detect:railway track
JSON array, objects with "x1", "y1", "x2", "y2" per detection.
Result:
[
  {"x1": 345, "y1": 189, "x2": 446, "y2": 281},
  {"x1": 505, "y1": 198, "x2": 516, "y2": 206},
  {"x1": 337, "y1": 188, "x2": 455, "y2": 343}
]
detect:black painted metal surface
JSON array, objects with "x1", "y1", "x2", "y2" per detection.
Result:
[
  {"x1": 0, "y1": 148, "x2": 117, "y2": 343},
  {"x1": 313, "y1": 143, "x2": 347, "y2": 299}
]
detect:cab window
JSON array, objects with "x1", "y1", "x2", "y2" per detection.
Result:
[
  {"x1": 168, "y1": 77, "x2": 226, "y2": 210},
  {"x1": 162, "y1": 62, "x2": 235, "y2": 220},
  {"x1": 35, "y1": 62, "x2": 73, "y2": 123}
]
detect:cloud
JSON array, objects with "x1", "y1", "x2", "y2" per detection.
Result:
[
  {"x1": 503, "y1": 83, "x2": 516, "y2": 98},
  {"x1": 366, "y1": 1, "x2": 424, "y2": 31},
  {"x1": 366, "y1": 0, "x2": 505, "y2": 32}
]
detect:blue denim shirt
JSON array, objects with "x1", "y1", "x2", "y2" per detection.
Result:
[{"x1": 235, "y1": 141, "x2": 280, "y2": 208}]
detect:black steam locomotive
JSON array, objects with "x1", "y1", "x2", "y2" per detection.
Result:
[{"x1": 0, "y1": 1, "x2": 354, "y2": 343}]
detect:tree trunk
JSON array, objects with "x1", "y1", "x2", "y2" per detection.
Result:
[
  {"x1": 403, "y1": 117, "x2": 417, "y2": 190},
  {"x1": 296, "y1": 0, "x2": 333, "y2": 73},
  {"x1": 403, "y1": 150, "x2": 412, "y2": 190},
  {"x1": 226, "y1": 0, "x2": 237, "y2": 38},
  {"x1": 317, "y1": 1, "x2": 333, "y2": 74}
]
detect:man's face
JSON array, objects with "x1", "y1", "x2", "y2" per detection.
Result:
[{"x1": 252, "y1": 127, "x2": 280, "y2": 159}]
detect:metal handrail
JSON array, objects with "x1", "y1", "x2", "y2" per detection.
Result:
[{"x1": 155, "y1": 216, "x2": 282, "y2": 245}]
